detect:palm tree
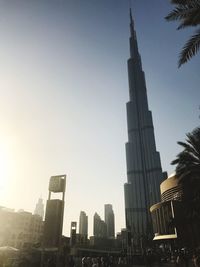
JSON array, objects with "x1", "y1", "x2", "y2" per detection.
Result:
[
  {"x1": 172, "y1": 127, "x2": 200, "y2": 182},
  {"x1": 166, "y1": 0, "x2": 200, "y2": 67},
  {"x1": 171, "y1": 127, "x2": 200, "y2": 246}
]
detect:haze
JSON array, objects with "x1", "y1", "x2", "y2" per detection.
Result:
[{"x1": 0, "y1": 0, "x2": 199, "y2": 236}]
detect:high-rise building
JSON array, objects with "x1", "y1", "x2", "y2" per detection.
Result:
[
  {"x1": 79, "y1": 211, "x2": 88, "y2": 239},
  {"x1": 124, "y1": 10, "x2": 166, "y2": 248},
  {"x1": 104, "y1": 204, "x2": 115, "y2": 238},
  {"x1": 93, "y1": 212, "x2": 107, "y2": 238},
  {"x1": 34, "y1": 197, "x2": 44, "y2": 219},
  {"x1": 43, "y1": 175, "x2": 66, "y2": 248}
]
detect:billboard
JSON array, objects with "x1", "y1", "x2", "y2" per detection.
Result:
[{"x1": 49, "y1": 175, "x2": 66, "y2": 193}]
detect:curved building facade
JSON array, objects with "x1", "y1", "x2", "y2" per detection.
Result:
[{"x1": 150, "y1": 174, "x2": 184, "y2": 241}]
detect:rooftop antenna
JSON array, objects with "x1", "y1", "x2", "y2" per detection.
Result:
[{"x1": 129, "y1": 0, "x2": 135, "y2": 38}]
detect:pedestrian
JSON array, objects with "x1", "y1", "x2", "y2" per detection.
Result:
[
  {"x1": 193, "y1": 254, "x2": 200, "y2": 267},
  {"x1": 176, "y1": 253, "x2": 184, "y2": 266},
  {"x1": 100, "y1": 257, "x2": 105, "y2": 267},
  {"x1": 92, "y1": 258, "x2": 99, "y2": 267},
  {"x1": 47, "y1": 256, "x2": 56, "y2": 267},
  {"x1": 145, "y1": 250, "x2": 154, "y2": 267},
  {"x1": 82, "y1": 257, "x2": 88, "y2": 267},
  {"x1": 69, "y1": 256, "x2": 75, "y2": 267}
]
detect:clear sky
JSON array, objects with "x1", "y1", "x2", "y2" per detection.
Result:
[{"x1": 0, "y1": 0, "x2": 199, "y2": 237}]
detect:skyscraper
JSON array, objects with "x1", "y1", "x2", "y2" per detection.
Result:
[
  {"x1": 79, "y1": 211, "x2": 88, "y2": 239},
  {"x1": 34, "y1": 197, "x2": 44, "y2": 219},
  {"x1": 43, "y1": 175, "x2": 66, "y2": 248},
  {"x1": 124, "y1": 10, "x2": 166, "y2": 248},
  {"x1": 93, "y1": 212, "x2": 107, "y2": 238},
  {"x1": 104, "y1": 204, "x2": 115, "y2": 238}
]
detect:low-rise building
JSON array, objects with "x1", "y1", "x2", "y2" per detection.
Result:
[{"x1": 0, "y1": 207, "x2": 43, "y2": 249}]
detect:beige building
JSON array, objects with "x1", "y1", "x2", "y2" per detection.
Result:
[
  {"x1": 150, "y1": 174, "x2": 184, "y2": 241},
  {"x1": 0, "y1": 207, "x2": 43, "y2": 249}
]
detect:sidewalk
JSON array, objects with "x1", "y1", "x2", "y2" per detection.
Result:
[
  {"x1": 132, "y1": 265, "x2": 175, "y2": 267},
  {"x1": 131, "y1": 264, "x2": 176, "y2": 267}
]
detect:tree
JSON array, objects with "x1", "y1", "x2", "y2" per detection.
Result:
[
  {"x1": 171, "y1": 127, "x2": 200, "y2": 246},
  {"x1": 166, "y1": 0, "x2": 200, "y2": 67}
]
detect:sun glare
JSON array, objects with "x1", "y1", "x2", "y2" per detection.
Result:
[{"x1": 0, "y1": 141, "x2": 10, "y2": 190}]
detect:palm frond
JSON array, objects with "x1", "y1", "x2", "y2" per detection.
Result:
[
  {"x1": 177, "y1": 141, "x2": 191, "y2": 149},
  {"x1": 177, "y1": 11, "x2": 200, "y2": 29},
  {"x1": 186, "y1": 127, "x2": 200, "y2": 155},
  {"x1": 166, "y1": 6, "x2": 196, "y2": 22},
  {"x1": 170, "y1": 0, "x2": 188, "y2": 4},
  {"x1": 172, "y1": 128, "x2": 200, "y2": 181},
  {"x1": 172, "y1": 127, "x2": 200, "y2": 231},
  {"x1": 170, "y1": 0, "x2": 200, "y2": 5},
  {"x1": 178, "y1": 28, "x2": 200, "y2": 66},
  {"x1": 171, "y1": 158, "x2": 179, "y2": 165}
]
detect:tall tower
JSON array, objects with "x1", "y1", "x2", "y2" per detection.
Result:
[
  {"x1": 43, "y1": 175, "x2": 66, "y2": 248},
  {"x1": 34, "y1": 197, "x2": 44, "y2": 219},
  {"x1": 104, "y1": 204, "x2": 115, "y2": 238},
  {"x1": 124, "y1": 10, "x2": 166, "y2": 248},
  {"x1": 79, "y1": 211, "x2": 88, "y2": 239}
]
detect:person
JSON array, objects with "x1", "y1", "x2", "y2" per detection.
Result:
[
  {"x1": 100, "y1": 257, "x2": 105, "y2": 267},
  {"x1": 87, "y1": 257, "x2": 92, "y2": 267},
  {"x1": 176, "y1": 253, "x2": 184, "y2": 266},
  {"x1": 193, "y1": 254, "x2": 200, "y2": 267},
  {"x1": 82, "y1": 257, "x2": 88, "y2": 267},
  {"x1": 118, "y1": 257, "x2": 123, "y2": 265},
  {"x1": 47, "y1": 257, "x2": 56, "y2": 267},
  {"x1": 183, "y1": 251, "x2": 189, "y2": 267},
  {"x1": 92, "y1": 258, "x2": 98, "y2": 267},
  {"x1": 146, "y1": 251, "x2": 154, "y2": 267},
  {"x1": 69, "y1": 256, "x2": 75, "y2": 267}
]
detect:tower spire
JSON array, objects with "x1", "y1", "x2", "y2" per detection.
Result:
[
  {"x1": 130, "y1": 8, "x2": 135, "y2": 38},
  {"x1": 129, "y1": 8, "x2": 140, "y2": 62}
]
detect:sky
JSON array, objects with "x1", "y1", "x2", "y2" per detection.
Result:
[{"x1": 0, "y1": 0, "x2": 199, "y2": 237}]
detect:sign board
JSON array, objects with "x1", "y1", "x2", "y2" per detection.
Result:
[{"x1": 49, "y1": 175, "x2": 66, "y2": 193}]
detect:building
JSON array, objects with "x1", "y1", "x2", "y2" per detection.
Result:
[
  {"x1": 124, "y1": 10, "x2": 166, "y2": 249},
  {"x1": 89, "y1": 236, "x2": 115, "y2": 250},
  {"x1": 70, "y1": 221, "x2": 77, "y2": 246},
  {"x1": 104, "y1": 204, "x2": 115, "y2": 238},
  {"x1": 43, "y1": 175, "x2": 66, "y2": 248},
  {"x1": 0, "y1": 207, "x2": 43, "y2": 249},
  {"x1": 150, "y1": 174, "x2": 186, "y2": 243},
  {"x1": 79, "y1": 211, "x2": 88, "y2": 241},
  {"x1": 116, "y1": 228, "x2": 130, "y2": 252},
  {"x1": 93, "y1": 213, "x2": 107, "y2": 238},
  {"x1": 151, "y1": 174, "x2": 200, "y2": 247},
  {"x1": 34, "y1": 197, "x2": 44, "y2": 219}
]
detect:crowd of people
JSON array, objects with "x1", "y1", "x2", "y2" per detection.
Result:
[
  {"x1": 1, "y1": 248, "x2": 200, "y2": 266},
  {"x1": 66, "y1": 250, "x2": 200, "y2": 267},
  {"x1": 69, "y1": 255, "x2": 119, "y2": 267}
]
